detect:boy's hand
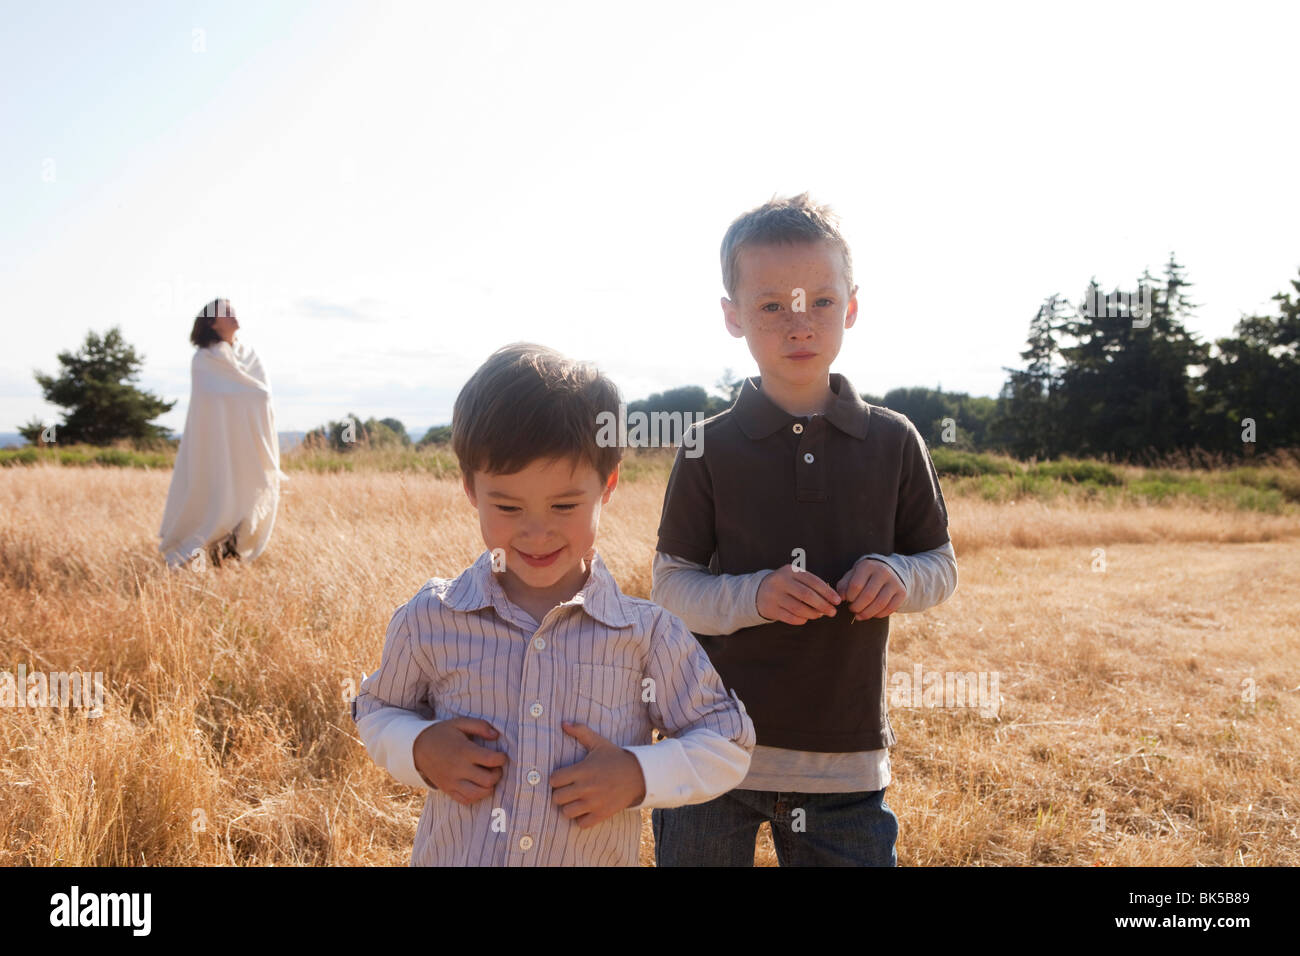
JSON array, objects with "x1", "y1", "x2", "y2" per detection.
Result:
[
  {"x1": 836, "y1": 557, "x2": 906, "y2": 620},
  {"x1": 756, "y1": 564, "x2": 841, "y2": 625},
  {"x1": 549, "y1": 722, "x2": 646, "y2": 828},
  {"x1": 412, "y1": 717, "x2": 508, "y2": 805}
]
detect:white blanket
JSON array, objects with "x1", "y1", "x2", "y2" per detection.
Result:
[{"x1": 158, "y1": 340, "x2": 286, "y2": 569}]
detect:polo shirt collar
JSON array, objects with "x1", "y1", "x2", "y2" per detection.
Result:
[
  {"x1": 442, "y1": 547, "x2": 635, "y2": 629},
  {"x1": 733, "y1": 372, "x2": 871, "y2": 441}
]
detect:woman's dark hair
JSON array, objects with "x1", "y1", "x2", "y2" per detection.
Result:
[{"x1": 190, "y1": 298, "x2": 233, "y2": 347}]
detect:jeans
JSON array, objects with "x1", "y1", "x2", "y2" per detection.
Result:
[{"x1": 652, "y1": 787, "x2": 899, "y2": 866}]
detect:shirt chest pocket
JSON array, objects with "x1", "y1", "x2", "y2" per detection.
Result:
[{"x1": 571, "y1": 662, "x2": 645, "y2": 745}]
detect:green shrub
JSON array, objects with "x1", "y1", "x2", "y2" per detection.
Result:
[
  {"x1": 1031, "y1": 458, "x2": 1122, "y2": 485},
  {"x1": 930, "y1": 447, "x2": 1018, "y2": 477}
]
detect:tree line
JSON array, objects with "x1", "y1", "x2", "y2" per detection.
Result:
[{"x1": 18, "y1": 254, "x2": 1299, "y2": 464}]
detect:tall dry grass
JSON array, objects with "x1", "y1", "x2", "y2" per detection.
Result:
[{"x1": 1, "y1": 465, "x2": 1297, "y2": 865}]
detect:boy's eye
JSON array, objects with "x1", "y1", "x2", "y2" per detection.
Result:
[
  {"x1": 494, "y1": 504, "x2": 579, "y2": 513},
  {"x1": 815, "y1": 298, "x2": 833, "y2": 307},
  {"x1": 760, "y1": 302, "x2": 782, "y2": 313}
]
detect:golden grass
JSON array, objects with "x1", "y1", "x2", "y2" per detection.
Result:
[{"x1": 1, "y1": 465, "x2": 1297, "y2": 865}]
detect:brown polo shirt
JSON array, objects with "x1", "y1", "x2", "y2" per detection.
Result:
[{"x1": 655, "y1": 372, "x2": 951, "y2": 751}]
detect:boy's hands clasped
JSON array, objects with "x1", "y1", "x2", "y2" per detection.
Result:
[
  {"x1": 756, "y1": 557, "x2": 906, "y2": 624},
  {"x1": 412, "y1": 716, "x2": 647, "y2": 828}
]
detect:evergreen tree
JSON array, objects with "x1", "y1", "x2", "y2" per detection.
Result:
[
  {"x1": 19, "y1": 326, "x2": 174, "y2": 446},
  {"x1": 1196, "y1": 267, "x2": 1300, "y2": 454},
  {"x1": 1055, "y1": 258, "x2": 1207, "y2": 462},
  {"x1": 993, "y1": 294, "x2": 1065, "y2": 458}
]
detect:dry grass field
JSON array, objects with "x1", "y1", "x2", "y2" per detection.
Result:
[{"x1": 1, "y1": 463, "x2": 1298, "y2": 865}]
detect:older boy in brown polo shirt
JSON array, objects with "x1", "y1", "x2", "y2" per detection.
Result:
[{"x1": 650, "y1": 193, "x2": 958, "y2": 865}]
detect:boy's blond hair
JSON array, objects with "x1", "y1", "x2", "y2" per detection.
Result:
[{"x1": 720, "y1": 192, "x2": 854, "y2": 300}]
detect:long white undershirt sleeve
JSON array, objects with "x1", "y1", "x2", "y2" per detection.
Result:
[
  {"x1": 354, "y1": 707, "x2": 439, "y2": 790},
  {"x1": 625, "y1": 727, "x2": 753, "y2": 809},
  {"x1": 853, "y1": 541, "x2": 958, "y2": 615}
]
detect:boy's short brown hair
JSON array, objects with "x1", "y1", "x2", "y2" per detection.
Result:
[
  {"x1": 452, "y1": 342, "x2": 624, "y2": 489},
  {"x1": 720, "y1": 192, "x2": 854, "y2": 300}
]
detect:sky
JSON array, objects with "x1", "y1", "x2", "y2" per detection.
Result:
[{"x1": 3, "y1": 0, "x2": 1298, "y2": 437}]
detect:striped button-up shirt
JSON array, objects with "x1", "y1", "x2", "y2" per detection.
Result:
[{"x1": 351, "y1": 548, "x2": 756, "y2": 866}]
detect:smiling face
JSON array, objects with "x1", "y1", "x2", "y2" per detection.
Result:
[
  {"x1": 722, "y1": 239, "x2": 858, "y2": 403},
  {"x1": 462, "y1": 454, "x2": 619, "y2": 616}
]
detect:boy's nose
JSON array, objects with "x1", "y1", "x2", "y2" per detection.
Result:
[{"x1": 518, "y1": 518, "x2": 554, "y2": 542}]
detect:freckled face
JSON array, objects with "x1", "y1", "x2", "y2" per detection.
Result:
[{"x1": 723, "y1": 240, "x2": 858, "y2": 389}]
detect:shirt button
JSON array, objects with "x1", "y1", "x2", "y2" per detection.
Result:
[
  {"x1": 519, "y1": 835, "x2": 534, "y2": 851},
  {"x1": 529, "y1": 702, "x2": 544, "y2": 718},
  {"x1": 527, "y1": 769, "x2": 541, "y2": 785},
  {"x1": 803, "y1": 452, "x2": 815, "y2": 464},
  {"x1": 792, "y1": 423, "x2": 803, "y2": 434},
  {"x1": 533, "y1": 636, "x2": 546, "y2": 650}
]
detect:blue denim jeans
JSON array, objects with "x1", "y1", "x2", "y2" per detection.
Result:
[{"x1": 652, "y1": 787, "x2": 898, "y2": 866}]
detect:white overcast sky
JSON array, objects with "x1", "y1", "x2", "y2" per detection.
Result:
[{"x1": 3, "y1": 0, "x2": 1298, "y2": 435}]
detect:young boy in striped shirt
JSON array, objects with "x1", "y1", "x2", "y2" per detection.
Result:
[{"x1": 351, "y1": 343, "x2": 755, "y2": 865}]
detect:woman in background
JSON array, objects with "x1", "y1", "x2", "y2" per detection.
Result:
[{"x1": 158, "y1": 298, "x2": 286, "y2": 569}]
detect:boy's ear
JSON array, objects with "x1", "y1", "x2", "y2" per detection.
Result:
[
  {"x1": 722, "y1": 296, "x2": 744, "y2": 338},
  {"x1": 601, "y1": 463, "x2": 620, "y2": 502},
  {"x1": 461, "y1": 471, "x2": 477, "y2": 506},
  {"x1": 844, "y1": 284, "x2": 860, "y2": 329}
]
